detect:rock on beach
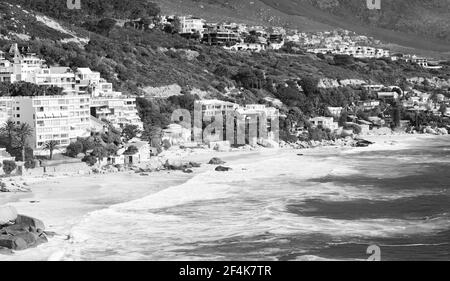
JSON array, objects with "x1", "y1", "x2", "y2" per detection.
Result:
[{"x1": 0, "y1": 206, "x2": 48, "y2": 251}]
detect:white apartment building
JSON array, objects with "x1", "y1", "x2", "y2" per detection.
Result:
[
  {"x1": 196, "y1": 99, "x2": 239, "y2": 117},
  {"x1": 195, "y1": 100, "x2": 279, "y2": 146},
  {"x1": 2, "y1": 44, "x2": 46, "y2": 84},
  {"x1": 179, "y1": 16, "x2": 205, "y2": 35},
  {"x1": 0, "y1": 97, "x2": 13, "y2": 126},
  {"x1": 35, "y1": 67, "x2": 77, "y2": 94},
  {"x1": 0, "y1": 51, "x2": 13, "y2": 83},
  {"x1": 309, "y1": 117, "x2": 339, "y2": 131},
  {"x1": 1, "y1": 44, "x2": 143, "y2": 147},
  {"x1": 224, "y1": 43, "x2": 266, "y2": 53},
  {"x1": 90, "y1": 95, "x2": 143, "y2": 130},
  {"x1": 11, "y1": 94, "x2": 91, "y2": 150},
  {"x1": 327, "y1": 107, "x2": 343, "y2": 117}
]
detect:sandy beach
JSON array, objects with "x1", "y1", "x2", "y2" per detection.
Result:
[{"x1": 0, "y1": 134, "x2": 445, "y2": 260}]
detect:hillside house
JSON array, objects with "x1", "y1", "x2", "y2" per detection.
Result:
[{"x1": 309, "y1": 117, "x2": 339, "y2": 131}]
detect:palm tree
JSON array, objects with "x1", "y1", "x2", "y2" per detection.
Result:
[
  {"x1": 43, "y1": 140, "x2": 59, "y2": 160},
  {"x1": 13, "y1": 123, "x2": 33, "y2": 162}
]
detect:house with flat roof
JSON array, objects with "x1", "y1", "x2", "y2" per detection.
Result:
[{"x1": 309, "y1": 117, "x2": 339, "y2": 131}]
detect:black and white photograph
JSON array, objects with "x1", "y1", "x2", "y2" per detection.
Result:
[{"x1": 0, "y1": 0, "x2": 449, "y2": 266}]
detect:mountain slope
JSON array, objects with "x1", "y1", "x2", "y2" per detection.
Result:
[
  {"x1": 0, "y1": 0, "x2": 446, "y2": 97},
  {"x1": 259, "y1": 0, "x2": 450, "y2": 53},
  {"x1": 152, "y1": 0, "x2": 450, "y2": 57},
  {"x1": 153, "y1": 0, "x2": 332, "y2": 31}
]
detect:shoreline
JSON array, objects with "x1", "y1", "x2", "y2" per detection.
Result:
[{"x1": 0, "y1": 134, "x2": 445, "y2": 260}]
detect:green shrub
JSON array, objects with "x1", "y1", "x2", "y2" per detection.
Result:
[
  {"x1": 66, "y1": 141, "x2": 84, "y2": 158},
  {"x1": 3, "y1": 160, "x2": 17, "y2": 175},
  {"x1": 24, "y1": 160, "x2": 37, "y2": 169},
  {"x1": 82, "y1": 155, "x2": 97, "y2": 166}
]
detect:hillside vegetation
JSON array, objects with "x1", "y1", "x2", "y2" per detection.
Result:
[
  {"x1": 260, "y1": 0, "x2": 450, "y2": 55},
  {"x1": 0, "y1": 1, "x2": 449, "y2": 141},
  {"x1": 151, "y1": 0, "x2": 450, "y2": 57}
]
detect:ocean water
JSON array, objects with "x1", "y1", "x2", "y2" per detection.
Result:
[{"x1": 64, "y1": 137, "x2": 450, "y2": 261}]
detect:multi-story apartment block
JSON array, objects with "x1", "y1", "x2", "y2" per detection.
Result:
[
  {"x1": 0, "y1": 51, "x2": 13, "y2": 83},
  {"x1": 0, "y1": 44, "x2": 144, "y2": 150},
  {"x1": 11, "y1": 94, "x2": 92, "y2": 150},
  {"x1": 197, "y1": 99, "x2": 239, "y2": 117},
  {"x1": 0, "y1": 97, "x2": 13, "y2": 126},
  {"x1": 194, "y1": 100, "x2": 279, "y2": 146},
  {"x1": 309, "y1": 117, "x2": 339, "y2": 131},
  {"x1": 202, "y1": 29, "x2": 240, "y2": 46},
  {"x1": 3, "y1": 44, "x2": 46, "y2": 84},
  {"x1": 90, "y1": 95, "x2": 143, "y2": 130},
  {"x1": 35, "y1": 67, "x2": 77, "y2": 94},
  {"x1": 179, "y1": 16, "x2": 205, "y2": 36}
]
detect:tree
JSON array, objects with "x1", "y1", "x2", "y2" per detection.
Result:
[
  {"x1": 66, "y1": 141, "x2": 84, "y2": 157},
  {"x1": 143, "y1": 125, "x2": 162, "y2": 147},
  {"x1": 122, "y1": 124, "x2": 141, "y2": 141},
  {"x1": 97, "y1": 18, "x2": 117, "y2": 36},
  {"x1": 0, "y1": 119, "x2": 17, "y2": 151},
  {"x1": 171, "y1": 16, "x2": 181, "y2": 34},
  {"x1": 3, "y1": 160, "x2": 16, "y2": 175},
  {"x1": 82, "y1": 155, "x2": 97, "y2": 166},
  {"x1": 43, "y1": 140, "x2": 59, "y2": 160},
  {"x1": 439, "y1": 104, "x2": 447, "y2": 116},
  {"x1": 299, "y1": 77, "x2": 319, "y2": 97},
  {"x1": 145, "y1": 2, "x2": 161, "y2": 18},
  {"x1": 13, "y1": 123, "x2": 33, "y2": 162}
]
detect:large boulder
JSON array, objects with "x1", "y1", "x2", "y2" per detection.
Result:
[
  {"x1": 437, "y1": 128, "x2": 448, "y2": 135},
  {"x1": 215, "y1": 166, "x2": 232, "y2": 172},
  {"x1": 208, "y1": 158, "x2": 226, "y2": 165},
  {"x1": 0, "y1": 235, "x2": 28, "y2": 251},
  {"x1": 0, "y1": 180, "x2": 31, "y2": 193},
  {"x1": 0, "y1": 214, "x2": 48, "y2": 250},
  {"x1": 424, "y1": 127, "x2": 437, "y2": 135},
  {"x1": 14, "y1": 215, "x2": 45, "y2": 231},
  {"x1": 0, "y1": 206, "x2": 18, "y2": 225}
]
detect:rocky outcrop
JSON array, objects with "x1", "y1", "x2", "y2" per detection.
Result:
[
  {"x1": 437, "y1": 128, "x2": 449, "y2": 135},
  {"x1": 424, "y1": 126, "x2": 449, "y2": 135},
  {"x1": 215, "y1": 166, "x2": 232, "y2": 172},
  {"x1": 339, "y1": 79, "x2": 367, "y2": 86},
  {"x1": 354, "y1": 139, "x2": 374, "y2": 147},
  {"x1": 317, "y1": 78, "x2": 368, "y2": 88},
  {"x1": 0, "y1": 179, "x2": 31, "y2": 193},
  {"x1": 208, "y1": 158, "x2": 226, "y2": 165},
  {"x1": 407, "y1": 77, "x2": 450, "y2": 89},
  {"x1": 424, "y1": 127, "x2": 437, "y2": 135},
  {"x1": 0, "y1": 207, "x2": 48, "y2": 251},
  {"x1": 280, "y1": 137, "x2": 359, "y2": 149},
  {"x1": 317, "y1": 78, "x2": 340, "y2": 88},
  {"x1": 164, "y1": 160, "x2": 202, "y2": 171}
]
